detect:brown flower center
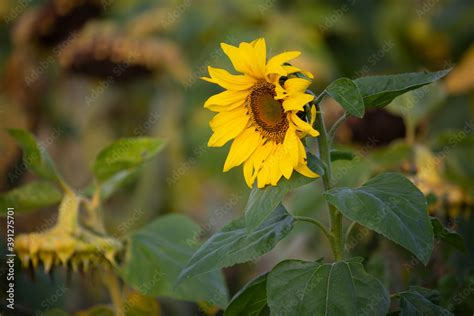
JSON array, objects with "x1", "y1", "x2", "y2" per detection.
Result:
[{"x1": 248, "y1": 81, "x2": 288, "y2": 143}]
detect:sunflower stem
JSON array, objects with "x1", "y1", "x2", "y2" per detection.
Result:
[
  {"x1": 313, "y1": 94, "x2": 344, "y2": 262},
  {"x1": 294, "y1": 216, "x2": 332, "y2": 242},
  {"x1": 103, "y1": 271, "x2": 124, "y2": 316},
  {"x1": 328, "y1": 112, "x2": 350, "y2": 144}
]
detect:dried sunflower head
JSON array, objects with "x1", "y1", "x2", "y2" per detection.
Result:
[
  {"x1": 16, "y1": 226, "x2": 123, "y2": 273},
  {"x1": 15, "y1": 191, "x2": 123, "y2": 273},
  {"x1": 407, "y1": 145, "x2": 473, "y2": 217},
  {"x1": 12, "y1": 0, "x2": 105, "y2": 47},
  {"x1": 58, "y1": 24, "x2": 188, "y2": 82}
]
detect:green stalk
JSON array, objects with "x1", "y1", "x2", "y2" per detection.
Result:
[
  {"x1": 294, "y1": 216, "x2": 331, "y2": 242},
  {"x1": 56, "y1": 188, "x2": 80, "y2": 233},
  {"x1": 313, "y1": 96, "x2": 344, "y2": 261}
]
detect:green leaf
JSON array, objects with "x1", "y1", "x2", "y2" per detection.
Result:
[
  {"x1": 386, "y1": 82, "x2": 446, "y2": 126},
  {"x1": 0, "y1": 181, "x2": 62, "y2": 215},
  {"x1": 326, "y1": 78, "x2": 365, "y2": 118},
  {"x1": 330, "y1": 149, "x2": 355, "y2": 162},
  {"x1": 266, "y1": 258, "x2": 389, "y2": 316},
  {"x1": 93, "y1": 137, "x2": 165, "y2": 182},
  {"x1": 398, "y1": 287, "x2": 453, "y2": 316},
  {"x1": 431, "y1": 217, "x2": 467, "y2": 253},
  {"x1": 354, "y1": 69, "x2": 451, "y2": 108},
  {"x1": 119, "y1": 214, "x2": 228, "y2": 308},
  {"x1": 244, "y1": 153, "x2": 322, "y2": 232},
  {"x1": 324, "y1": 173, "x2": 434, "y2": 264},
  {"x1": 179, "y1": 204, "x2": 294, "y2": 282},
  {"x1": 407, "y1": 286, "x2": 440, "y2": 304},
  {"x1": 8, "y1": 129, "x2": 59, "y2": 182},
  {"x1": 224, "y1": 273, "x2": 269, "y2": 316}
]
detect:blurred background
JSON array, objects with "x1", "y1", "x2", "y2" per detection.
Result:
[{"x1": 0, "y1": 0, "x2": 473, "y2": 314}]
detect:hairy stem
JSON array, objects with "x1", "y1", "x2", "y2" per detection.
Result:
[
  {"x1": 103, "y1": 272, "x2": 124, "y2": 316},
  {"x1": 294, "y1": 216, "x2": 332, "y2": 242},
  {"x1": 328, "y1": 112, "x2": 350, "y2": 144},
  {"x1": 313, "y1": 95, "x2": 344, "y2": 261},
  {"x1": 83, "y1": 184, "x2": 106, "y2": 234}
]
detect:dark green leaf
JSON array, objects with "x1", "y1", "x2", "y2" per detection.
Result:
[
  {"x1": 326, "y1": 78, "x2": 365, "y2": 118},
  {"x1": 407, "y1": 286, "x2": 440, "y2": 304},
  {"x1": 179, "y1": 204, "x2": 294, "y2": 282},
  {"x1": 8, "y1": 129, "x2": 59, "y2": 182},
  {"x1": 93, "y1": 137, "x2": 165, "y2": 182},
  {"x1": 244, "y1": 153, "x2": 322, "y2": 232},
  {"x1": 120, "y1": 214, "x2": 228, "y2": 308},
  {"x1": 398, "y1": 288, "x2": 453, "y2": 316},
  {"x1": 386, "y1": 82, "x2": 446, "y2": 126},
  {"x1": 0, "y1": 181, "x2": 62, "y2": 215},
  {"x1": 354, "y1": 69, "x2": 451, "y2": 108},
  {"x1": 324, "y1": 173, "x2": 434, "y2": 264},
  {"x1": 330, "y1": 149, "x2": 355, "y2": 162},
  {"x1": 267, "y1": 258, "x2": 389, "y2": 316},
  {"x1": 224, "y1": 273, "x2": 269, "y2": 316},
  {"x1": 431, "y1": 217, "x2": 467, "y2": 253}
]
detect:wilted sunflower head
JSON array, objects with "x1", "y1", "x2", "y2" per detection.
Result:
[
  {"x1": 58, "y1": 25, "x2": 188, "y2": 82},
  {"x1": 12, "y1": 0, "x2": 105, "y2": 47},
  {"x1": 15, "y1": 226, "x2": 123, "y2": 273},
  {"x1": 15, "y1": 191, "x2": 123, "y2": 273},
  {"x1": 202, "y1": 38, "x2": 319, "y2": 188}
]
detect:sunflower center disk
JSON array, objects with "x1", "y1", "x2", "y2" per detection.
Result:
[{"x1": 249, "y1": 82, "x2": 288, "y2": 143}]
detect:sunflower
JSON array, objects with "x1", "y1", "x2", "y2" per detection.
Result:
[{"x1": 202, "y1": 38, "x2": 320, "y2": 188}]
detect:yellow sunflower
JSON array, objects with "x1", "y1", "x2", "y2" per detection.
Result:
[{"x1": 203, "y1": 38, "x2": 320, "y2": 188}]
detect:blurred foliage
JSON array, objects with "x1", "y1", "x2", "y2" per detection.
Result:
[{"x1": 0, "y1": 0, "x2": 473, "y2": 314}]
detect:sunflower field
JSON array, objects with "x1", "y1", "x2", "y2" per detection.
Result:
[{"x1": 1, "y1": 0, "x2": 474, "y2": 315}]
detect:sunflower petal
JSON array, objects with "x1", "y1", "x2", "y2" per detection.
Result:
[
  {"x1": 290, "y1": 112, "x2": 320, "y2": 137},
  {"x1": 283, "y1": 65, "x2": 314, "y2": 79},
  {"x1": 284, "y1": 78, "x2": 312, "y2": 94},
  {"x1": 208, "y1": 113, "x2": 249, "y2": 147},
  {"x1": 284, "y1": 126, "x2": 300, "y2": 167},
  {"x1": 282, "y1": 93, "x2": 314, "y2": 112},
  {"x1": 223, "y1": 128, "x2": 262, "y2": 171},
  {"x1": 221, "y1": 40, "x2": 266, "y2": 79},
  {"x1": 269, "y1": 158, "x2": 284, "y2": 186},
  {"x1": 295, "y1": 162, "x2": 319, "y2": 178},
  {"x1": 204, "y1": 90, "x2": 248, "y2": 110},
  {"x1": 209, "y1": 107, "x2": 248, "y2": 129},
  {"x1": 202, "y1": 66, "x2": 255, "y2": 91},
  {"x1": 266, "y1": 51, "x2": 301, "y2": 76},
  {"x1": 257, "y1": 163, "x2": 271, "y2": 188},
  {"x1": 276, "y1": 146, "x2": 293, "y2": 179},
  {"x1": 243, "y1": 159, "x2": 255, "y2": 188},
  {"x1": 240, "y1": 41, "x2": 266, "y2": 79}
]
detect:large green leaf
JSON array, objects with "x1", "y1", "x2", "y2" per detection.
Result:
[
  {"x1": 324, "y1": 173, "x2": 434, "y2": 264},
  {"x1": 8, "y1": 129, "x2": 59, "y2": 182},
  {"x1": 244, "y1": 153, "x2": 323, "y2": 232},
  {"x1": 93, "y1": 137, "x2": 165, "y2": 182},
  {"x1": 398, "y1": 287, "x2": 453, "y2": 316},
  {"x1": 179, "y1": 204, "x2": 294, "y2": 282},
  {"x1": 267, "y1": 258, "x2": 389, "y2": 316},
  {"x1": 354, "y1": 69, "x2": 451, "y2": 108},
  {"x1": 431, "y1": 217, "x2": 466, "y2": 253},
  {"x1": 119, "y1": 214, "x2": 228, "y2": 308},
  {"x1": 224, "y1": 273, "x2": 269, "y2": 316},
  {"x1": 386, "y1": 82, "x2": 446, "y2": 126},
  {"x1": 0, "y1": 181, "x2": 62, "y2": 215},
  {"x1": 326, "y1": 78, "x2": 364, "y2": 118}
]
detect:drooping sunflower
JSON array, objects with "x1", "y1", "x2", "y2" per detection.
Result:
[{"x1": 203, "y1": 38, "x2": 320, "y2": 188}]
